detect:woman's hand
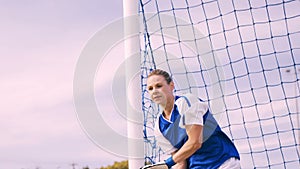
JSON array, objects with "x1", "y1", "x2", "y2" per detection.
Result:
[{"x1": 172, "y1": 160, "x2": 187, "y2": 169}]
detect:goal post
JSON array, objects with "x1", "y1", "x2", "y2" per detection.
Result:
[{"x1": 123, "y1": 0, "x2": 145, "y2": 168}]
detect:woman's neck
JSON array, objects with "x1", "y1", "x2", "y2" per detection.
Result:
[{"x1": 163, "y1": 96, "x2": 175, "y2": 120}]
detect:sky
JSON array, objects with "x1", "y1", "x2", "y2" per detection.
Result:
[{"x1": 0, "y1": 1, "x2": 128, "y2": 169}]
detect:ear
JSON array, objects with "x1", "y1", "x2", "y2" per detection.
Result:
[{"x1": 169, "y1": 81, "x2": 175, "y2": 91}]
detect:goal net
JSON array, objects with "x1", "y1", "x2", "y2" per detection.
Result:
[{"x1": 139, "y1": 0, "x2": 300, "y2": 168}]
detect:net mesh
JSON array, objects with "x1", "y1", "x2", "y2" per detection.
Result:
[{"x1": 139, "y1": 0, "x2": 300, "y2": 168}]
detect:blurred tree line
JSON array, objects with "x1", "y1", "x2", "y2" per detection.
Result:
[
  {"x1": 82, "y1": 160, "x2": 128, "y2": 169},
  {"x1": 99, "y1": 161, "x2": 128, "y2": 169}
]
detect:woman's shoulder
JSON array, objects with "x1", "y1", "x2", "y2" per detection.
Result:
[
  {"x1": 175, "y1": 93, "x2": 209, "y2": 111},
  {"x1": 176, "y1": 93, "x2": 201, "y2": 104}
]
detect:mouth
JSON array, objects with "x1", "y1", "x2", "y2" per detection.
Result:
[{"x1": 153, "y1": 96, "x2": 161, "y2": 100}]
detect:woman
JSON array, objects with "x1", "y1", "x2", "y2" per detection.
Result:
[{"x1": 145, "y1": 69, "x2": 240, "y2": 169}]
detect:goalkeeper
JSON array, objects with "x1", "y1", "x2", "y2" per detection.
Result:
[{"x1": 143, "y1": 69, "x2": 240, "y2": 169}]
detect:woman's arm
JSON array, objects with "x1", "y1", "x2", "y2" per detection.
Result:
[
  {"x1": 165, "y1": 93, "x2": 206, "y2": 168},
  {"x1": 172, "y1": 161, "x2": 187, "y2": 169},
  {"x1": 172, "y1": 124, "x2": 203, "y2": 164},
  {"x1": 171, "y1": 151, "x2": 187, "y2": 169}
]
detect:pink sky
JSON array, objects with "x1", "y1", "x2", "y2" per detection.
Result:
[{"x1": 0, "y1": 1, "x2": 127, "y2": 168}]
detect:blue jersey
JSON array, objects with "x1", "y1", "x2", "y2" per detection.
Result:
[{"x1": 155, "y1": 94, "x2": 240, "y2": 169}]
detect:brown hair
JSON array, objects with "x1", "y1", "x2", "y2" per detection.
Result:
[{"x1": 148, "y1": 69, "x2": 173, "y2": 84}]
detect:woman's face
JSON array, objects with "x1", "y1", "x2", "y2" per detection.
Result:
[{"x1": 147, "y1": 74, "x2": 174, "y2": 107}]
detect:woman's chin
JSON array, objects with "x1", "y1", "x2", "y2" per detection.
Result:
[
  {"x1": 155, "y1": 100, "x2": 165, "y2": 106},
  {"x1": 153, "y1": 99, "x2": 161, "y2": 104}
]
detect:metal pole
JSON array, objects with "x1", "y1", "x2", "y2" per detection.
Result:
[{"x1": 123, "y1": 0, "x2": 145, "y2": 168}]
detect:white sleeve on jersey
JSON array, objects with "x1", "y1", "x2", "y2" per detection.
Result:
[{"x1": 176, "y1": 93, "x2": 208, "y2": 128}]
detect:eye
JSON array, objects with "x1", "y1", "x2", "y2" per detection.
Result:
[
  {"x1": 147, "y1": 86, "x2": 153, "y2": 91},
  {"x1": 156, "y1": 84, "x2": 162, "y2": 88}
]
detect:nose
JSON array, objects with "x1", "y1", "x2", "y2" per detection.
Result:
[
  {"x1": 152, "y1": 87, "x2": 159, "y2": 93},
  {"x1": 148, "y1": 87, "x2": 157, "y2": 95}
]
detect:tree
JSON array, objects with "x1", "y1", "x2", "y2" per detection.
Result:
[{"x1": 99, "y1": 160, "x2": 128, "y2": 169}]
